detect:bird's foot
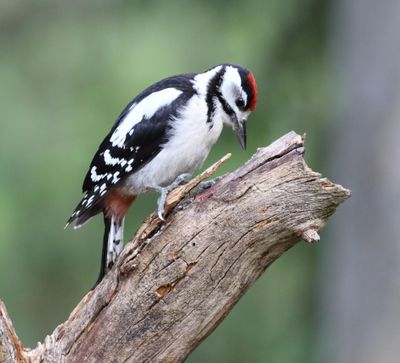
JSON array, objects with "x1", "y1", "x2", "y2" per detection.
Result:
[{"x1": 153, "y1": 173, "x2": 192, "y2": 221}]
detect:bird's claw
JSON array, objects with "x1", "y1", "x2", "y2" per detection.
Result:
[
  {"x1": 155, "y1": 173, "x2": 192, "y2": 221},
  {"x1": 157, "y1": 210, "x2": 165, "y2": 221},
  {"x1": 156, "y1": 188, "x2": 167, "y2": 221}
]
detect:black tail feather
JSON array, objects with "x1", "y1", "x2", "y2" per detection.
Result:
[
  {"x1": 66, "y1": 194, "x2": 104, "y2": 229},
  {"x1": 92, "y1": 214, "x2": 111, "y2": 289}
]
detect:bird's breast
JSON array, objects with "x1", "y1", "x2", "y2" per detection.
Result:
[{"x1": 124, "y1": 95, "x2": 223, "y2": 192}]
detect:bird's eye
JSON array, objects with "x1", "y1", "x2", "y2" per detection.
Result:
[{"x1": 236, "y1": 98, "x2": 245, "y2": 108}]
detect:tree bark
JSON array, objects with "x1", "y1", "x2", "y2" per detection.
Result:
[{"x1": 0, "y1": 132, "x2": 350, "y2": 363}]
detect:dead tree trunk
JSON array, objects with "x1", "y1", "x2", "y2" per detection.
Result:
[{"x1": 0, "y1": 132, "x2": 349, "y2": 363}]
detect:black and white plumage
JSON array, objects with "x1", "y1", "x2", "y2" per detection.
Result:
[{"x1": 67, "y1": 64, "x2": 257, "y2": 286}]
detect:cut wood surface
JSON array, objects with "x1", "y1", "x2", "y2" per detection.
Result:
[{"x1": 0, "y1": 132, "x2": 350, "y2": 363}]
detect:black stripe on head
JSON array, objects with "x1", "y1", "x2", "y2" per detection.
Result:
[
  {"x1": 217, "y1": 91, "x2": 235, "y2": 117},
  {"x1": 205, "y1": 67, "x2": 226, "y2": 124}
]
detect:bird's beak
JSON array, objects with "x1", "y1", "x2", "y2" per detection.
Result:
[{"x1": 233, "y1": 116, "x2": 247, "y2": 150}]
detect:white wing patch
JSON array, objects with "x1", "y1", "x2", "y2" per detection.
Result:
[{"x1": 110, "y1": 88, "x2": 182, "y2": 148}]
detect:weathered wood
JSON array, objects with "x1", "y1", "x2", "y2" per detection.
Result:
[
  {"x1": 0, "y1": 301, "x2": 24, "y2": 363},
  {"x1": 0, "y1": 131, "x2": 350, "y2": 363}
]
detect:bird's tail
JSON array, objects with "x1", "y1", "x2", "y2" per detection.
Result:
[{"x1": 93, "y1": 213, "x2": 125, "y2": 288}]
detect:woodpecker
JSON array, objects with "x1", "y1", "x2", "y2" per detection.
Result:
[{"x1": 66, "y1": 64, "x2": 257, "y2": 286}]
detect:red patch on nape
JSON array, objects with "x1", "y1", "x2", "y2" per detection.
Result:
[{"x1": 247, "y1": 72, "x2": 257, "y2": 110}]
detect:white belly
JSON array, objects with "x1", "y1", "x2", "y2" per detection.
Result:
[{"x1": 125, "y1": 95, "x2": 223, "y2": 193}]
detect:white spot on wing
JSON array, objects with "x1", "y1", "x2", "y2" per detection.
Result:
[
  {"x1": 103, "y1": 149, "x2": 129, "y2": 167},
  {"x1": 110, "y1": 88, "x2": 182, "y2": 147},
  {"x1": 124, "y1": 158, "x2": 135, "y2": 173},
  {"x1": 86, "y1": 195, "x2": 95, "y2": 206},
  {"x1": 91, "y1": 166, "x2": 109, "y2": 182},
  {"x1": 112, "y1": 171, "x2": 120, "y2": 184}
]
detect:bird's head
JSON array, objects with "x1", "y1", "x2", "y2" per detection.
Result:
[{"x1": 215, "y1": 64, "x2": 257, "y2": 149}]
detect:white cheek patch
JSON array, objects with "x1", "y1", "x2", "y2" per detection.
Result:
[
  {"x1": 220, "y1": 66, "x2": 242, "y2": 107},
  {"x1": 241, "y1": 90, "x2": 248, "y2": 105}
]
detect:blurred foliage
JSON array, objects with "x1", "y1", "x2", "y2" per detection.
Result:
[{"x1": 0, "y1": 0, "x2": 328, "y2": 361}]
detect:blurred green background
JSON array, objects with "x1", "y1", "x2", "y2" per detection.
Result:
[{"x1": 1, "y1": 1, "x2": 398, "y2": 362}]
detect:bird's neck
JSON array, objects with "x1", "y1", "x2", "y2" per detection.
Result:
[
  {"x1": 192, "y1": 66, "x2": 226, "y2": 126},
  {"x1": 192, "y1": 65, "x2": 224, "y2": 96}
]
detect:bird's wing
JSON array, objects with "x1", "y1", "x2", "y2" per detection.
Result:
[{"x1": 67, "y1": 85, "x2": 194, "y2": 227}]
